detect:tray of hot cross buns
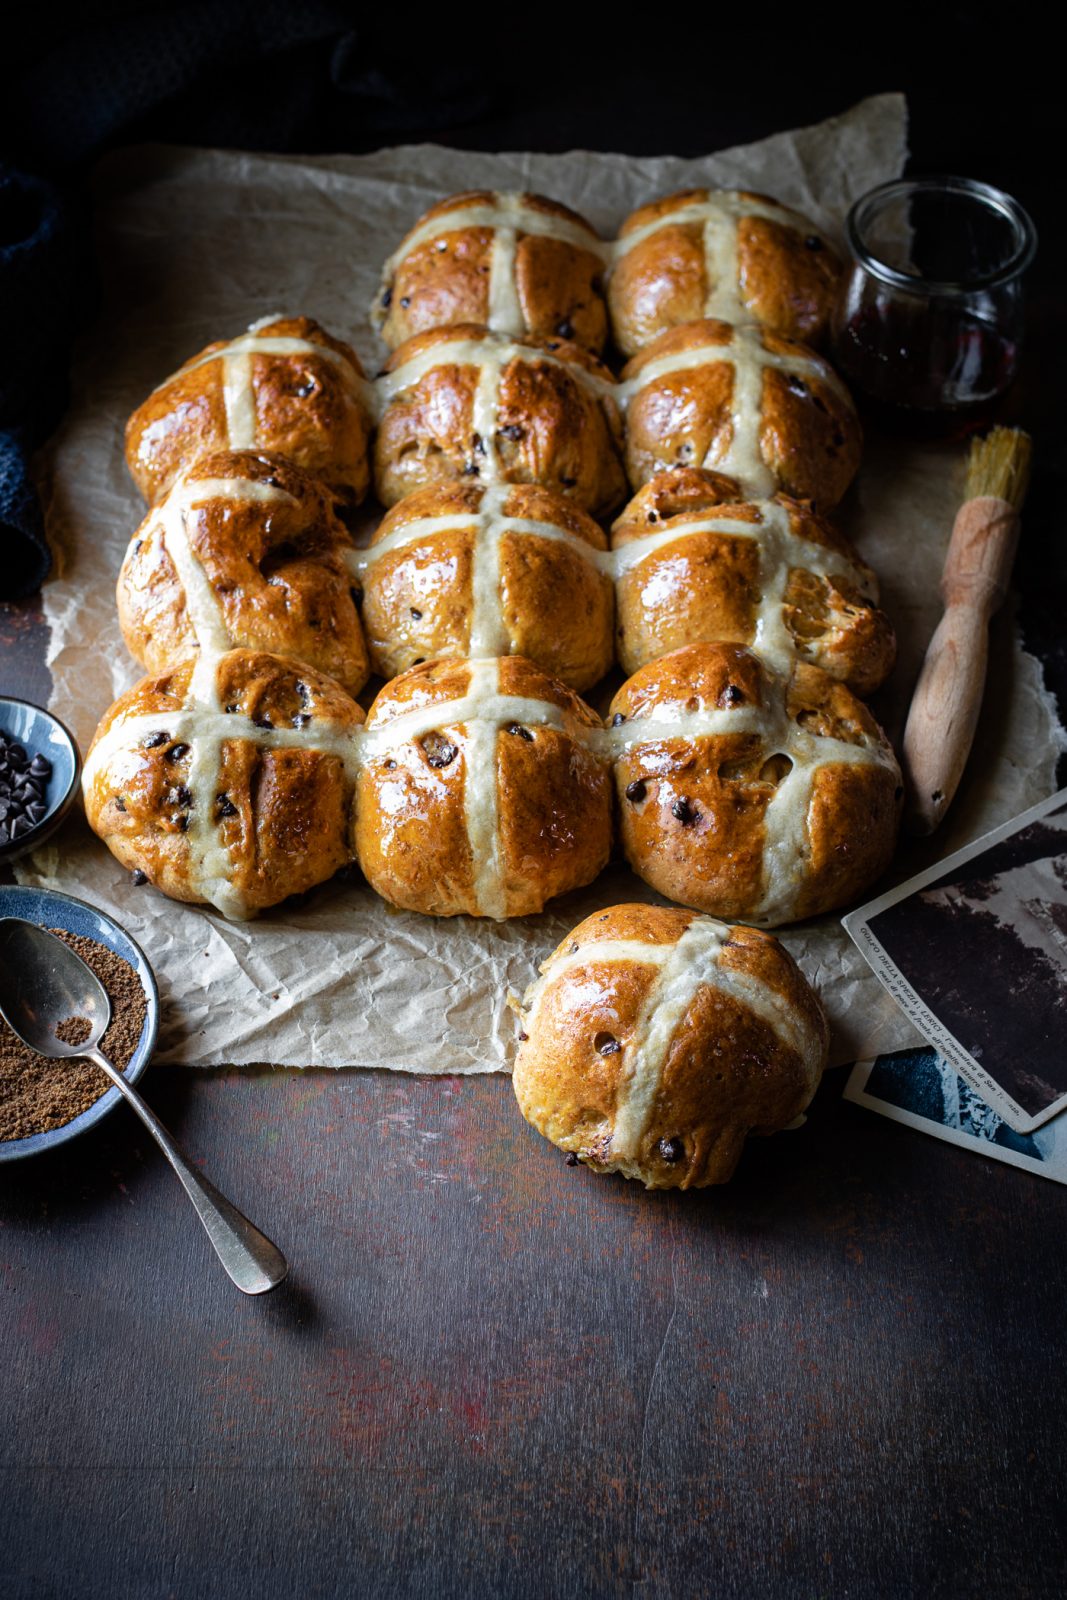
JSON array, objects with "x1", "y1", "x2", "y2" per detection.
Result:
[{"x1": 21, "y1": 96, "x2": 1060, "y2": 1074}]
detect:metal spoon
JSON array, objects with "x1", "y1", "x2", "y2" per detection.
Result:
[{"x1": 0, "y1": 918, "x2": 288, "y2": 1296}]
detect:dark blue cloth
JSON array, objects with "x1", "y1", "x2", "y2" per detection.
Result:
[
  {"x1": 0, "y1": 164, "x2": 85, "y2": 599},
  {"x1": 0, "y1": 430, "x2": 49, "y2": 599}
]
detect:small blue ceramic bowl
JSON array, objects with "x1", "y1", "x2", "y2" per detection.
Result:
[
  {"x1": 0, "y1": 697, "x2": 81, "y2": 863},
  {"x1": 0, "y1": 885, "x2": 159, "y2": 1162}
]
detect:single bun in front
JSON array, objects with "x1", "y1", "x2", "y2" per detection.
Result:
[
  {"x1": 373, "y1": 324, "x2": 626, "y2": 516},
  {"x1": 620, "y1": 319, "x2": 861, "y2": 509},
  {"x1": 355, "y1": 481, "x2": 613, "y2": 691},
  {"x1": 513, "y1": 903, "x2": 829, "y2": 1188},
  {"x1": 356, "y1": 656, "x2": 611, "y2": 919},
  {"x1": 126, "y1": 315, "x2": 374, "y2": 506},
  {"x1": 82, "y1": 650, "x2": 364, "y2": 919},
  {"x1": 611, "y1": 467, "x2": 896, "y2": 693},
  {"x1": 608, "y1": 188, "x2": 842, "y2": 358},
  {"x1": 118, "y1": 451, "x2": 369, "y2": 697},
  {"x1": 373, "y1": 191, "x2": 608, "y2": 354},
  {"x1": 609, "y1": 641, "x2": 901, "y2": 926}
]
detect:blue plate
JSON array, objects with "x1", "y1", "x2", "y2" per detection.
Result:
[
  {"x1": 0, "y1": 885, "x2": 159, "y2": 1162},
  {"x1": 0, "y1": 697, "x2": 82, "y2": 863}
]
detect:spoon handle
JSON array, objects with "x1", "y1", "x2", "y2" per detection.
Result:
[{"x1": 86, "y1": 1047, "x2": 288, "y2": 1296}]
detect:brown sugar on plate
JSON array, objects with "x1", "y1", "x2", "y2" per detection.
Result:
[{"x1": 0, "y1": 929, "x2": 148, "y2": 1142}]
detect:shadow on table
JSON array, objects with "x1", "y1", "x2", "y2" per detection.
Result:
[{"x1": 542, "y1": 1063, "x2": 1050, "y2": 1257}]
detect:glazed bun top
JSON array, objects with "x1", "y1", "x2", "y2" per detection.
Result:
[
  {"x1": 125, "y1": 315, "x2": 375, "y2": 507},
  {"x1": 611, "y1": 467, "x2": 895, "y2": 694},
  {"x1": 82, "y1": 649, "x2": 365, "y2": 919},
  {"x1": 373, "y1": 324, "x2": 626, "y2": 515},
  {"x1": 619, "y1": 319, "x2": 861, "y2": 509},
  {"x1": 608, "y1": 641, "x2": 902, "y2": 925},
  {"x1": 117, "y1": 450, "x2": 369, "y2": 697},
  {"x1": 513, "y1": 902, "x2": 829, "y2": 1188},
  {"x1": 373, "y1": 191, "x2": 608, "y2": 354},
  {"x1": 354, "y1": 480, "x2": 613, "y2": 692},
  {"x1": 608, "y1": 188, "x2": 842, "y2": 357},
  {"x1": 355, "y1": 655, "x2": 612, "y2": 920}
]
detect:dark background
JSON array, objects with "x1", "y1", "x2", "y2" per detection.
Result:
[
  {"x1": 5, "y1": 2, "x2": 1065, "y2": 735},
  {"x1": 3, "y1": 10, "x2": 1066, "y2": 1598}
]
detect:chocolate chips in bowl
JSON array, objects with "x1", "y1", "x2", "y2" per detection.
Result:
[
  {"x1": 0, "y1": 699, "x2": 81, "y2": 863},
  {"x1": 0, "y1": 735, "x2": 52, "y2": 842}
]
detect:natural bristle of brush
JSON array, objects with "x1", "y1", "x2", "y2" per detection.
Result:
[{"x1": 965, "y1": 426, "x2": 1032, "y2": 509}]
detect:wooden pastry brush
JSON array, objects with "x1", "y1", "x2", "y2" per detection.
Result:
[{"x1": 902, "y1": 426, "x2": 1032, "y2": 835}]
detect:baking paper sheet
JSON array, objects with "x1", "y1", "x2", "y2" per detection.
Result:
[{"x1": 19, "y1": 93, "x2": 1066, "y2": 1069}]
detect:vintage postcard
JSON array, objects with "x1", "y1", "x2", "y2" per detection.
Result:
[
  {"x1": 843, "y1": 788, "x2": 1067, "y2": 1134},
  {"x1": 844, "y1": 1047, "x2": 1067, "y2": 1186}
]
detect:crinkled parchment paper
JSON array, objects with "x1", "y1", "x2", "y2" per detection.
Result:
[{"x1": 20, "y1": 93, "x2": 1066, "y2": 1069}]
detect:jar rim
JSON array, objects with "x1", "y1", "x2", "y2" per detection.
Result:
[{"x1": 846, "y1": 176, "x2": 1037, "y2": 296}]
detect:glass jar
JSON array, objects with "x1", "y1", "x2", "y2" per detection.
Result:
[{"x1": 831, "y1": 176, "x2": 1037, "y2": 438}]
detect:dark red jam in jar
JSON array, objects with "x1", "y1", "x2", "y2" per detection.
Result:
[{"x1": 831, "y1": 177, "x2": 1036, "y2": 440}]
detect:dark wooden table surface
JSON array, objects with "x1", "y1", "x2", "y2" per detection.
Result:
[{"x1": 3, "y1": 71, "x2": 1067, "y2": 1600}]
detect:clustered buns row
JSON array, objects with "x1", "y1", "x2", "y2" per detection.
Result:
[
  {"x1": 364, "y1": 186, "x2": 862, "y2": 1185},
  {"x1": 371, "y1": 188, "x2": 842, "y2": 356},
  {"x1": 84, "y1": 640, "x2": 899, "y2": 924},
  {"x1": 117, "y1": 450, "x2": 894, "y2": 701},
  {"x1": 116, "y1": 197, "x2": 881, "y2": 702},
  {"x1": 126, "y1": 313, "x2": 860, "y2": 520},
  {"x1": 117, "y1": 196, "x2": 868, "y2": 733}
]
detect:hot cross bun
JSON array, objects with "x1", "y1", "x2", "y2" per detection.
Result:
[
  {"x1": 608, "y1": 188, "x2": 843, "y2": 358},
  {"x1": 373, "y1": 324, "x2": 626, "y2": 516},
  {"x1": 513, "y1": 902, "x2": 829, "y2": 1188},
  {"x1": 117, "y1": 451, "x2": 369, "y2": 697},
  {"x1": 373, "y1": 191, "x2": 608, "y2": 354},
  {"x1": 126, "y1": 315, "x2": 375, "y2": 507},
  {"x1": 609, "y1": 641, "x2": 901, "y2": 926},
  {"x1": 611, "y1": 467, "x2": 895, "y2": 693},
  {"x1": 82, "y1": 650, "x2": 364, "y2": 919},
  {"x1": 620, "y1": 319, "x2": 861, "y2": 508},
  {"x1": 355, "y1": 481, "x2": 613, "y2": 691},
  {"x1": 355, "y1": 656, "x2": 612, "y2": 919}
]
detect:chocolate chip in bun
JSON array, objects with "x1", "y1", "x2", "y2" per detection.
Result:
[
  {"x1": 83, "y1": 649, "x2": 364, "y2": 919},
  {"x1": 373, "y1": 324, "x2": 626, "y2": 517}
]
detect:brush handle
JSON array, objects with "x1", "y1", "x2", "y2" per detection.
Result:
[{"x1": 902, "y1": 495, "x2": 1020, "y2": 835}]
